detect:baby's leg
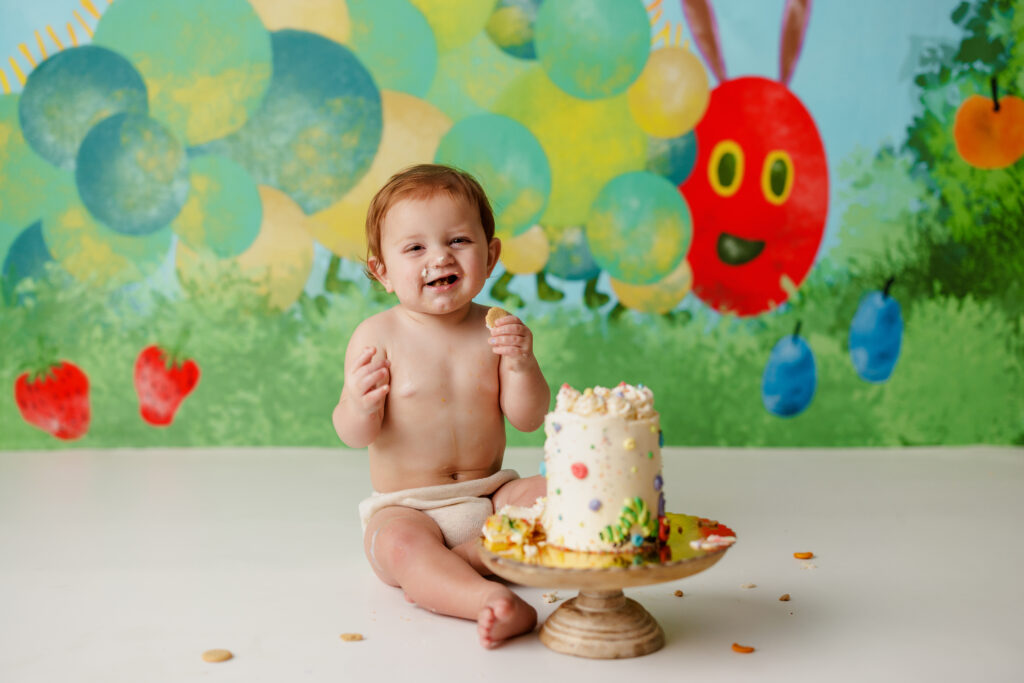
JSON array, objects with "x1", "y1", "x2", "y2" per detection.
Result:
[
  {"x1": 364, "y1": 506, "x2": 536, "y2": 648},
  {"x1": 491, "y1": 474, "x2": 546, "y2": 512}
]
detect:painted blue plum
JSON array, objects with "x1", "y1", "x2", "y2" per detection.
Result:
[
  {"x1": 849, "y1": 279, "x2": 903, "y2": 383},
  {"x1": 761, "y1": 323, "x2": 816, "y2": 417}
]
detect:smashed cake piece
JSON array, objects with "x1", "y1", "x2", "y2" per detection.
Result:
[{"x1": 481, "y1": 499, "x2": 545, "y2": 554}]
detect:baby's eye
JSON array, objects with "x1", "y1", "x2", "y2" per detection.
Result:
[
  {"x1": 451, "y1": 237, "x2": 470, "y2": 245},
  {"x1": 405, "y1": 245, "x2": 423, "y2": 253}
]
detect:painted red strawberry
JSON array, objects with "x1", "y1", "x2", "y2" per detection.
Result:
[
  {"x1": 14, "y1": 361, "x2": 91, "y2": 440},
  {"x1": 134, "y1": 345, "x2": 200, "y2": 426}
]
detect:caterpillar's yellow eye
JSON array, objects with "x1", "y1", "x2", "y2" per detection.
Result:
[
  {"x1": 762, "y1": 150, "x2": 794, "y2": 205},
  {"x1": 708, "y1": 140, "x2": 744, "y2": 197}
]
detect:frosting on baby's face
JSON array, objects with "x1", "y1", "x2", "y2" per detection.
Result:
[{"x1": 553, "y1": 382, "x2": 655, "y2": 419}]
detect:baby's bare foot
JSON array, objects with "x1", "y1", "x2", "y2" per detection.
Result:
[{"x1": 477, "y1": 589, "x2": 537, "y2": 649}]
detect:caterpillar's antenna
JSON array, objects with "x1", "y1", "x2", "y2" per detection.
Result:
[
  {"x1": 779, "y1": 0, "x2": 812, "y2": 86},
  {"x1": 681, "y1": 0, "x2": 727, "y2": 83}
]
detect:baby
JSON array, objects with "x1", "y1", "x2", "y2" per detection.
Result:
[{"x1": 332, "y1": 164, "x2": 550, "y2": 648}]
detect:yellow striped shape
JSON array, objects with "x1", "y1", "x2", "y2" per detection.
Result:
[
  {"x1": 7, "y1": 57, "x2": 26, "y2": 85},
  {"x1": 68, "y1": 23, "x2": 78, "y2": 46},
  {"x1": 73, "y1": 10, "x2": 93, "y2": 37},
  {"x1": 0, "y1": 68, "x2": 10, "y2": 94},
  {"x1": 18, "y1": 44, "x2": 36, "y2": 68},
  {"x1": 35, "y1": 31, "x2": 48, "y2": 59},
  {"x1": 82, "y1": 0, "x2": 101, "y2": 19},
  {"x1": 47, "y1": 26, "x2": 65, "y2": 50}
]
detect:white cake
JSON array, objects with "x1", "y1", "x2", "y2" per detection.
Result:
[{"x1": 540, "y1": 383, "x2": 664, "y2": 553}]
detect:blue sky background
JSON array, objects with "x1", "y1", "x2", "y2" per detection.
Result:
[{"x1": 2, "y1": 0, "x2": 967, "y2": 299}]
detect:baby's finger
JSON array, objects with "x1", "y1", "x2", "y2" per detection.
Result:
[
  {"x1": 353, "y1": 346, "x2": 381, "y2": 370},
  {"x1": 362, "y1": 383, "x2": 389, "y2": 411},
  {"x1": 488, "y1": 334, "x2": 526, "y2": 348},
  {"x1": 491, "y1": 344, "x2": 529, "y2": 357},
  {"x1": 490, "y1": 322, "x2": 525, "y2": 336},
  {"x1": 359, "y1": 365, "x2": 390, "y2": 393}
]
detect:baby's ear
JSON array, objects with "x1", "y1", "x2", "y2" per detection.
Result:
[
  {"x1": 486, "y1": 237, "x2": 502, "y2": 276},
  {"x1": 368, "y1": 257, "x2": 393, "y2": 292}
]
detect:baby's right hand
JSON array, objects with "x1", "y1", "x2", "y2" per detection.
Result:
[{"x1": 347, "y1": 346, "x2": 390, "y2": 414}]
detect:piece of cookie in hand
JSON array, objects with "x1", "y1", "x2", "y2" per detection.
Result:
[{"x1": 485, "y1": 306, "x2": 511, "y2": 330}]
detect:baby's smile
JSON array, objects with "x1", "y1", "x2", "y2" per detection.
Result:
[
  {"x1": 421, "y1": 265, "x2": 460, "y2": 288},
  {"x1": 425, "y1": 274, "x2": 459, "y2": 287}
]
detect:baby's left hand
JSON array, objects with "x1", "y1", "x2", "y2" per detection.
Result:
[{"x1": 488, "y1": 314, "x2": 536, "y2": 369}]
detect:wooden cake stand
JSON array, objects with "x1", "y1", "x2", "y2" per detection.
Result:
[{"x1": 478, "y1": 513, "x2": 735, "y2": 659}]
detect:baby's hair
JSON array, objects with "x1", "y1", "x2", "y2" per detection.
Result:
[{"x1": 363, "y1": 164, "x2": 496, "y2": 280}]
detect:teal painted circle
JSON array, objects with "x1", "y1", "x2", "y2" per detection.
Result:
[
  {"x1": 41, "y1": 170, "x2": 172, "y2": 286},
  {"x1": 18, "y1": 46, "x2": 148, "y2": 170},
  {"x1": 200, "y1": 30, "x2": 382, "y2": 214},
  {"x1": 646, "y1": 131, "x2": 698, "y2": 186},
  {"x1": 2, "y1": 221, "x2": 53, "y2": 303},
  {"x1": 534, "y1": 0, "x2": 650, "y2": 99},
  {"x1": 172, "y1": 155, "x2": 261, "y2": 258},
  {"x1": 486, "y1": 0, "x2": 541, "y2": 60},
  {"x1": 93, "y1": 0, "x2": 271, "y2": 146},
  {"x1": 0, "y1": 95, "x2": 66, "y2": 231},
  {"x1": 586, "y1": 171, "x2": 691, "y2": 285},
  {"x1": 76, "y1": 113, "x2": 189, "y2": 235},
  {"x1": 348, "y1": 0, "x2": 437, "y2": 97},
  {"x1": 545, "y1": 225, "x2": 600, "y2": 281},
  {"x1": 435, "y1": 113, "x2": 550, "y2": 236}
]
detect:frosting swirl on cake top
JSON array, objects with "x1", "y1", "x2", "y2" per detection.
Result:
[{"x1": 553, "y1": 383, "x2": 655, "y2": 419}]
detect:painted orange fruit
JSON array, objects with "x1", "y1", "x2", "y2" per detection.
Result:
[{"x1": 953, "y1": 93, "x2": 1024, "y2": 169}]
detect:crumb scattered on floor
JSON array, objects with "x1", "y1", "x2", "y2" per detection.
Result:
[
  {"x1": 732, "y1": 643, "x2": 755, "y2": 653},
  {"x1": 741, "y1": 583, "x2": 757, "y2": 589},
  {"x1": 340, "y1": 633, "x2": 364, "y2": 642},
  {"x1": 201, "y1": 649, "x2": 233, "y2": 663},
  {"x1": 542, "y1": 591, "x2": 561, "y2": 603},
  {"x1": 801, "y1": 562, "x2": 818, "y2": 570},
  {"x1": 779, "y1": 593, "x2": 791, "y2": 601},
  {"x1": 673, "y1": 589, "x2": 684, "y2": 597}
]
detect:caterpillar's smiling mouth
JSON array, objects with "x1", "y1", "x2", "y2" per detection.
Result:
[
  {"x1": 717, "y1": 233, "x2": 766, "y2": 266},
  {"x1": 426, "y1": 274, "x2": 458, "y2": 287}
]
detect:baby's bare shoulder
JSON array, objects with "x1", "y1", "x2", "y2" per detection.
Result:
[{"x1": 345, "y1": 309, "x2": 399, "y2": 355}]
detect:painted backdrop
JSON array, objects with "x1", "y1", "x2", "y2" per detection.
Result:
[{"x1": 1, "y1": 0, "x2": 1021, "y2": 447}]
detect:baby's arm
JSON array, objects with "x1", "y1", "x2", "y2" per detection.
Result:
[
  {"x1": 489, "y1": 314, "x2": 550, "y2": 432},
  {"x1": 333, "y1": 322, "x2": 390, "y2": 448}
]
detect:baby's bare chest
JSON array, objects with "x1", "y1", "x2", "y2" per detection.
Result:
[{"x1": 387, "y1": 340, "x2": 499, "y2": 404}]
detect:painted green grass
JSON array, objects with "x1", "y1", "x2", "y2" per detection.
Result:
[{"x1": 2, "y1": 263, "x2": 1021, "y2": 449}]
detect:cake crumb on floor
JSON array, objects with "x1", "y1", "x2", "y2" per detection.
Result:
[
  {"x1": 201, "y1": 649, "x2": 233, "y2": 663},
  {"x1": 340, "y1": 633, "x2": 364, "y2": 642}
]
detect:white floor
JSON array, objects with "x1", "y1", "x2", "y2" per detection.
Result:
[{"x1": 1, "y1": 446, "x2": 1022, "y2": 682}]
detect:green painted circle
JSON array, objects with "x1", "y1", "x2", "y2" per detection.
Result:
[
  {"x1": 533, "y1": 0, "x2": 649, "y2": 99},
  {"x1": 585, "y1": 171, "x2": 692, "y2": 285},
  {"x1": 348, "y1": 0, "x2": 437, "y2": 97},
  {"x1": 0, "y1": 95, "x2": 66, "y2": 231},
  {"x1": 435, "y1": 113, "x2": 550, "y2": 237},
  {"x1": 93, "y1": 0, "x2": 272, "y2": 146},
  {"x1": 172, "y1": 155, "x2": 262, "y2": 258}
]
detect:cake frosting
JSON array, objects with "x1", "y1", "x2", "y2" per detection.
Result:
[{"x1": 540, "y1": 383, "x2": 664, "y2": 553}]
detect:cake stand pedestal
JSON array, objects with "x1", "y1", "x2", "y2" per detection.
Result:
[{"x1": 478, "y1": 513, "x2": 734, "y2": 659}]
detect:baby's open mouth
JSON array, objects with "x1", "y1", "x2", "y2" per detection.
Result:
[{"x1": 426, "y1": 274, "x2": 459, "y2": 287}]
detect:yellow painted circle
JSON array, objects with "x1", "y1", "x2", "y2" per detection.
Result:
[
  {"x1": 708, "y1": 139, "x2": 744, "y2": 198},
  {"x1": 610, "y1": 258, "x2": 692, "y2": 314},
  {"x1": 305, "y1": 91, "x2": 452, "y2": 260},
  {"x1": 177, "y1": 186, "x2": 314, "y2": 310},
  {"x1": 407, "y1": 0, "x2": 497, "y2": 52},
  {"x1": 627, "y1": 46, "x2": 710, "y2": 139},
  {"x1": 494, "y1": 66, "x2": 646, "y2": 229},
  {"x1": 246, "y1": 0, "x2": 350, "y2": 44},
  {"x1": 761, "y1": 150, "x2": 794, "y2": 205},
  {"x1": 499, "y1": 224, "x2": 549, "y2": 275}
]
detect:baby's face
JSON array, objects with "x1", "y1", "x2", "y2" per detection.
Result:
[{"x1": 373, "y1": 193, "x2": 500, "y2": 316}]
